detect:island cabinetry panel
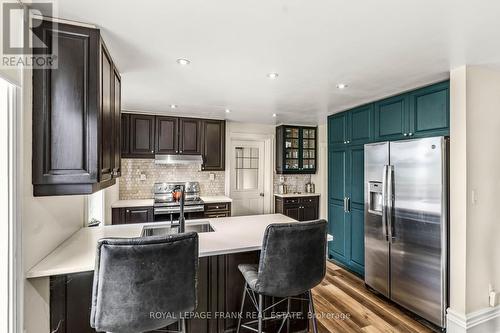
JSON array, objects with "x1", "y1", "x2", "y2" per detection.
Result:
[
  {"x1": 32, "y1": 20, "x2": 121, "y2": 196},
  {"x1": 49, "y1": 251, "x2": 309, "y2": 333},
  {"x1": 275, "y1": 196, "x2": 319, "y2": 221}
]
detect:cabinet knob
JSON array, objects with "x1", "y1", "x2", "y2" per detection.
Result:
[
  {"x1": 409, "y1": 132, "x2": 413, "y2": 136},
  {"x1": 403, "y1": 133, "x2": 408, "y2": 136},
  {"x1": 180, "y1": 150, "x2": 183, "y2": 153},
  {"x1": 343, "y1": 141, "x2": 347, "y2": 144},
  {"x1": 347, "y1": 140, "x2": 350, "y2": 144},
  {"x1": 151, "y1": 150, "x2": 154, "y2": 153},
  {"x1": 126, "y1": 210, "x2": 130, "y2": 213}
]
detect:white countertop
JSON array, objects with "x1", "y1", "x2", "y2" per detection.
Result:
[
  {"x1": 111, "y1": 199, "x2": 154, "y2": 208},
  {"x1": 200, "y1": 196, "x2": 232, "y2": 203},
  {"x1": 27, "y1": 214, "x2": 309, "y2": 278},
  {"x1": 274, "y1": 193, "x2": 320, "y2": 198}
]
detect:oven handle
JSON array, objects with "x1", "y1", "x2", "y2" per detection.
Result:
[{"x1": 154, "y1": 205, "x2": 205, "y2": 214}]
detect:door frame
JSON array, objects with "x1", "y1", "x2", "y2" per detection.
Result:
[{"x1": 225, "y1": 132, "x2": 274, "y2": 214}]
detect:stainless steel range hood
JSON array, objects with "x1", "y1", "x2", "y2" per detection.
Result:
[{"x1": 154, "y1": 154, "x2": 204, "y2": 165}]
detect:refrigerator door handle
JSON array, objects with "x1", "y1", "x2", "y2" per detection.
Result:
[
  {"x1": 387, "y1": 165, "x2": 395, "y2": 242},
  {"x1": 382, "y1": 165, "x2": 388, "y2": 241}
]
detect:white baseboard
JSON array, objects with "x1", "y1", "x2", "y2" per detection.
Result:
[{"x1": 447, "y1": 306, "x2": 500, "y2": 333}]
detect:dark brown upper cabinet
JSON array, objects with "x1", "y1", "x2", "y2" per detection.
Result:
[
  {"x1": 121, "y1": 114, "x2": 225, "y2": 171},
  {"x1": 32, "y1": 20, "x2": 121, "y2": 196},
  {"x1": 113, "y1": 69, "x2": 122, "y2": 177},
  {"x1": 202, "y1": 119, "x2": 225, "y2": 171},
  {"x1": 129, "y1": 114, "x2": 155, "y2": 158},
  {"x1": 179, "y1": 118, "x2": 202, "y2": 154},
  {"x1": 156, "y1": 116, "x2": 178, "y2": 154}
]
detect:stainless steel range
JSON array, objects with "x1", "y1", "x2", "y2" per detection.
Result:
[{"x1": 153, "y1": 182, "x2": 205, "y2": 220}]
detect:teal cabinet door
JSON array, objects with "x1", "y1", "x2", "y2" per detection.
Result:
[
  {"x1": 329, "y1": 149, "x2": 346, "y2": 202},
  {"x1": 408, "y1": 81, "x2": 449, "y2": 137},
  {"x1": 374, "y1": 95, "x2": 409, "y2": 141},
  {"x1": 349, "y1": 104, "x2": 374, "y2": 145},
  {"x1": 349, "y1": 208, "x2": 365, "y2": 275},
  {"x1": 328, "y1": 203, "x2": 348, "y2": 261},
  {"x1": 347, "y1": 145, "x2": 365, "y2": 275},
  {"x1": 328, "y1": 113, "x2": 347, "y2": 146},
  {"x1": 328, "y1": 148, "x2": 348, "y2": 263}
]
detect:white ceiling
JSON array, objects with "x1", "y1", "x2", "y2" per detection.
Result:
[{"x1": 52, "y1": 0, "x2": 500, "y2": 125}]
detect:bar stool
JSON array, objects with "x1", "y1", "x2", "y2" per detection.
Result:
[
  {"x1": 90, "y1": 232, "x2": 199, "y2": 333},
  {"x1": 236, "y1": 219, "x2": 327, "y2": 333}
]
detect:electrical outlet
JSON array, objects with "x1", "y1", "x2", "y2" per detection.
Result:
[
  {"x1": 490, "y1": 291, "x2": 497, "y2": 307},
  {"x1": 140, "y1": 173, "x2": 147, "y2": 181}
]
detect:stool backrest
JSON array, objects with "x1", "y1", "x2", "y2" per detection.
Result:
[
  {"x1": 90, "y1": 232, "x2": 198, "y2": 333},
  {"x1": 256, "y1": 220, "x2": 327, "y2": 297}
]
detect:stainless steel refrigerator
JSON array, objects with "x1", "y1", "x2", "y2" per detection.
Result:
[{"x1": 364, "y1": 136, "x2": 448, "y2": 328}]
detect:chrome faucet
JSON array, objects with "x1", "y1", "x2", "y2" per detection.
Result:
[{"x1": 172, "y1": 184, "x2": 186, "y2": 233}]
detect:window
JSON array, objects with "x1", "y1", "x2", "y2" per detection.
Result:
[
  {"x1": 235, "y1": 147, "x2": 259, "y2": 190},
  {"x1": 0, "y1": 76, "x2": 18, "y2": 333}
]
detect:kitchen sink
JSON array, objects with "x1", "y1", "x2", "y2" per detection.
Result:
[{"x1": 142, "y1": 221, "x2": 214, "y2": 237}]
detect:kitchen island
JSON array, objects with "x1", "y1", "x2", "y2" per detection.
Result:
[{"x1": 28, "y1": 214, "x2": 321, "y2": 333}]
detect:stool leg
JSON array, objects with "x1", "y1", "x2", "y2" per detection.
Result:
[
  {"x1": 258, "y1": 294, "x2": 263, "y2": 333},
  {"x1": 236, "y1": 282, "x2": 247, "y2": 333},
  {"x1": 286, "y1": 297, "x2": 291, "y2": 333},
  {"x1": 308, "y1": 290, "x2": 318, "y2": 333}
]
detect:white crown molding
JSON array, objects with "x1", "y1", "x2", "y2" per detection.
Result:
[{"x1": 447, "y1": 306, "x2": 500, "y2": 333}]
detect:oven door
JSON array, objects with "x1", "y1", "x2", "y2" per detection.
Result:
[{"x1": 153, "y1": 205, "x2": 205, "y2": 222}]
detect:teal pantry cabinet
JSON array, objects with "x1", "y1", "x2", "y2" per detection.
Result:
[
  {"x1": 328, "y1": 80, "x2": 450, "y2": 276},
  {"x1": 374, "y1": 81, "x2": 449, "y2": 141}
]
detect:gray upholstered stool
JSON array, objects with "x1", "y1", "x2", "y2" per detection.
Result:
[
  {"x1": 90, "y1": 232, "x2": 199, "y2": 333},
  {"x1": 236, "y1": 220, "x2": 327, "y2": 333}
]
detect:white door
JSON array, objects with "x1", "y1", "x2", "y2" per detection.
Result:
[{"x1": 230, "y1": 140, "x2": 265, "y2": 216}]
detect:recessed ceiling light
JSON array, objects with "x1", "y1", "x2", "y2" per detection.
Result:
[
  {"x1": 170, "y1": 104, "x2": 178, "y2": 109},
  {"x1": 225, "y1": 109, "x2": 231, "y2": 113},
  {"x1": 272, "y1": 113, "x2": 277, "y2": 117},
  {"x1": 176, "y1": 58, "x2": 191, "y2": 66},
  {"x1": 336, "y1": 83, "x2": 348, "y2": 89},
  {"x1": 267, "y1": 72, "x2": 279, "y2": 79}
]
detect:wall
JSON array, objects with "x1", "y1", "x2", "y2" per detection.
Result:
[
  {"x1": 120, "y1": 159, "x2": 225, "y2": 199},
  {"x1": 21, "y1": 68, "x2": 86, "y2": 333},
  {"x1": 448, "y1": 65, "x2": 500, "y2": 329}
]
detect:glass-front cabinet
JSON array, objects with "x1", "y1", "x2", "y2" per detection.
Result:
[{"x1": 276, "y1": 125, "x2": 317, "y2": 174}]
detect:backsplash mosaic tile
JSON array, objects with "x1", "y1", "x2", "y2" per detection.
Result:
[
  {"x1": 120, "y1": 159, "x2": 225, "y2": 199},
  {"x1": 273, "y1": 174, "x2": 314, "y2": 194}
]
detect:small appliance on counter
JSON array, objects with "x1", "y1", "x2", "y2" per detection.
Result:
[
  {"x1": 153, "y1": 181, "x2": 205, "y2": 222},
  {"x1": 305, "y1": 176, "x2": 315, "y2": 193},
  {"x1": 278, "y1": 176, "x2": 288, "y2": 194}
]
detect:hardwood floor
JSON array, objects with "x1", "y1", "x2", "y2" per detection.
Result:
[{"x1": 311, "y1": 261, "x2": 434, "y2": 333}]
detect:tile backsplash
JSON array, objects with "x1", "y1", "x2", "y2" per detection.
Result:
[
  {"x1": 120, "y1": 159, "x2": 225, "y2": 199},
  {"x1": 273, "y1": 174, "x2": 313, "y2": 194}
]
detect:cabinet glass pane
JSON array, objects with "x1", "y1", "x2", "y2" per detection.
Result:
[
  {"x1": 303, "y1": 129, "x2": 316, "y2": 139},
  {"x1": 303, "y1": 139, "x2": 315, "y2": 149},
  {"x1": 285, "y1": 139, "x2": 299, "y2": 149},
  {"x1": 286, "y1": 149, "x2": 299, "y2": 159},
  {"x1": 303, "y1": 159, "x2": 315, "y2": 169},
  {"x1": 303, "y1": 150, "x2": 315, "y2": 159},
  {"x1": 285, "y1": 159, "x2": 299, "y2": 170},
  {"x1": 285, "y1": 127, "x2": 299, "y2": 138}
]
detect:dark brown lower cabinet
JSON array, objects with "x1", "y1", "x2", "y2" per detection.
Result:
[
  {"x1": 111, "y1": 206, "x2": 154, "y2": 224},
  {"x1": 275, "y1": 196, "x2": 320, "y2": 221},
  {"x1": 204, "y1": 202, "x2": 231, "y2": 218},
  {"x1": 50, "y1": 251, "x2": 309, "y2": 333}
]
